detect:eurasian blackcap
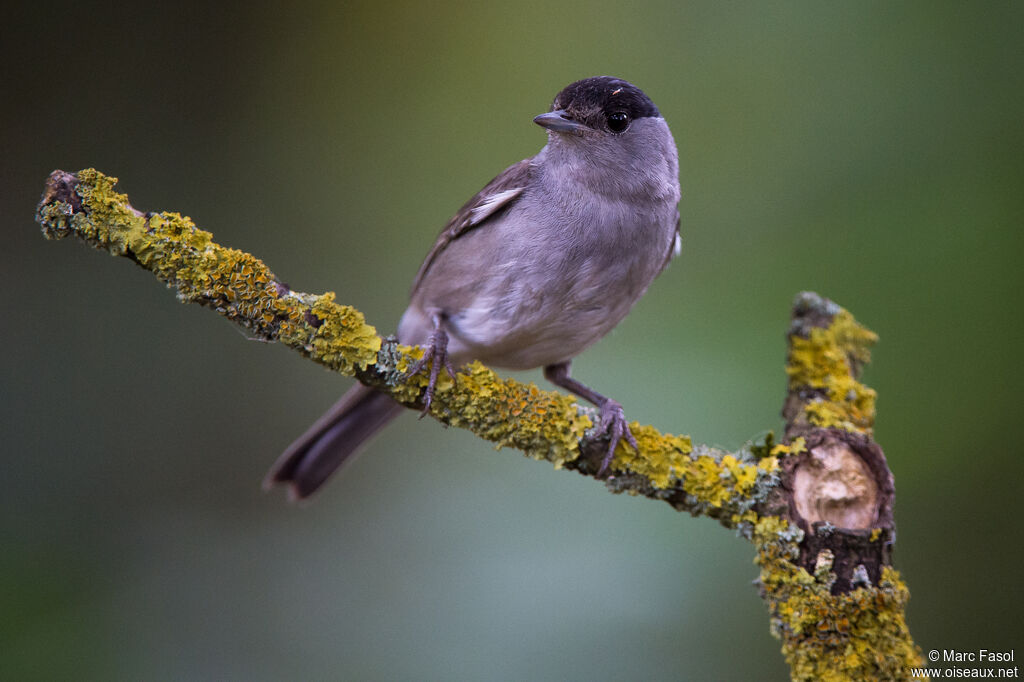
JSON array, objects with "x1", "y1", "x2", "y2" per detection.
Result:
[{"x1": 267, "y1": 76, "x2": 681, "y2": 499}]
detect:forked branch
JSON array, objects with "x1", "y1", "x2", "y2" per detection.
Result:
[{"x1": 36, "y1": 168, "x2": 925, "y2": 680}]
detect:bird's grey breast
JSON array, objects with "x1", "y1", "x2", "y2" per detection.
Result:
[{"x1": 424, "y1": 180, "x2": 672, "y2": 368}]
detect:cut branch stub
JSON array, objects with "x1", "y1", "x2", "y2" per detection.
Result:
[
  {"x1": 781, "y1": 429, "x2": 895, "y2": 592},
  {"x1": 794, "y1": 441, "x2": 878, "y2": 530},
  {"x1": 776, "y1": 293, "x2": 895, "y2": 593},
  {"x1": 787, "y1": 429, "x2": 895, "y2": 535}
]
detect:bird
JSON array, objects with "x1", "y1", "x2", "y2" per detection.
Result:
[{"x1": 266, "y1": 76, "x2": 681, "y2": 500}]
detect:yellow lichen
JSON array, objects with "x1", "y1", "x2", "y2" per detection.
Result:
[
  {"x1": 609, "y1": 428, "x2": 782, "y2": 509},
  {"x1": 68, "y1": 168, "x2": 146, "y2": 252},
  {"x1": 58, "y1": 169, "x2": 383, "y2": 375},
  {"x1": 613, "y1": 424, "x2": 693, "y2": 488},
  {"x1": 389, "y1": 343, "x2": 456, "y2": 405},
  {"x1": 434, "y1": 361, "x2": 591, "y2": 468},
  {"x1": 754, "y1": 515, "x2": 924, "y2": 681},
  {"x1": 787, "y1": 310, "x2": 878, "y2": 434},
  {"x1": 303, "y1": 292, "x2": 381, "y2": 374},
  {"x1": 771, "y1": 436, "x2": 807, "y2": 457}
]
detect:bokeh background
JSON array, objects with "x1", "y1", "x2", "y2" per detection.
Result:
[{"x1": 3, "y1": 2, "x2": 1022, "y2": 680}]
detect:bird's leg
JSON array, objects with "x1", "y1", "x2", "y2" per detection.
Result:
[
  {"x1": 404, "y1": 313, "x2": 457, "y2": 416},
  {"x1": 543, "y1": 361, "x2": 638, "y2": 474}
]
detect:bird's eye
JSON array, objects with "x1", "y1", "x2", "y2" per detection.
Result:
[{"x1": 607, "y1": 111, "x2": 630, "y2": 133}]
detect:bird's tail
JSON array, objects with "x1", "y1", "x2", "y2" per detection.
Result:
[{"x1": 264, "y1": 383, "x2": 404, "y2": 500}]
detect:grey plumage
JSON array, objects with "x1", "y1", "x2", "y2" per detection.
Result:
[{"x1": 266, "y1": 76, "x2": 681, "y2": 499}]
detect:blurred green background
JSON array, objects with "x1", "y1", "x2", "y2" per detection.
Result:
[{"x1": 3, "y1": 1, "x2": 1022, "y2": 680}]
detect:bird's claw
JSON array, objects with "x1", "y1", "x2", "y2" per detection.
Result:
[
  {"x1": 404, "y1": 327, "x2": 457, "y2": 416},
  {"x1": 597, "y1": 399, "x2": 638, "y2": 475}
]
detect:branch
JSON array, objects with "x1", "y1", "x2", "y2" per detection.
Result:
[
  {"x1": 35, "y1": 169, "x2": 757, "y2": 508},
  {"x1": 756, "y1": 293, "x2": 924, "y2": 679},
  {"x1": 36, "y1": 168, "x2": 925, "y2": 680}
]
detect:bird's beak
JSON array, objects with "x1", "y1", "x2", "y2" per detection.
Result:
[{"x1": 533, "y1": 110, "x2": 589, "y2": 136}]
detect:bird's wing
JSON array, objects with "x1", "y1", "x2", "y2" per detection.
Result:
[
  {"x1": 657, "y1": 209, "x2": 682, "y2": 275},
  {"x1": 410, "y1": 158, "x2": 532, "y2": 295}
]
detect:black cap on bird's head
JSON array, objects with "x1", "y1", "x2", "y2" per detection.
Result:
[{"x1": 534, "y1": 76, "x2": 660, "y2": 136}]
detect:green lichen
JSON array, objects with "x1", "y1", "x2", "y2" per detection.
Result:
[
  {"x1": 787, "y1": 309, "x2": 878, "y2": 434},
  {"x1": 753, "y1": 516, "x2": 924, "y2": 680}
]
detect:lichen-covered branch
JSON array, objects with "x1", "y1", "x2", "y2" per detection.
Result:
[
  {"x1": 36, "y1": 168, "x2": 924, "y2": 680},
  {"x1": 752, "y1": 293, "x2": 925, "y2": 679},
  {"x1": 35, "y1": 168, "x2": 774, "y2": 514}
]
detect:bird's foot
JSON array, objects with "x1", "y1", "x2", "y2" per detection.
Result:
[
  {"x1": 597, "y1": 399, "x2": 638, "y2": 475},
  {"x1": 404, "y1": 327, "x2": 457, "y2": 416}
]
